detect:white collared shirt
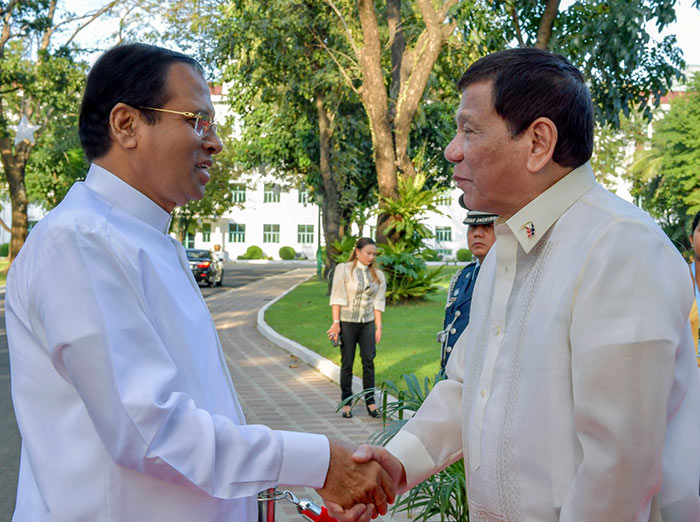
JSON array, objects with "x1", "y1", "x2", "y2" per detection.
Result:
[
  {"x1": 6, "y1": 164, "x2": 329, "y2": 522},
  {"x1": 387, "y1": 163, "x2": 700, "y2": 522}
]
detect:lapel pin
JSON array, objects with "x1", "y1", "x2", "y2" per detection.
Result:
[{"x1": 520, "y1": 221, "x2": 536, "y2": 238}]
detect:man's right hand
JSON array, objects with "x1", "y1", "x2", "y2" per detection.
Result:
[{"x1": 316, "y1": 439, "x2": 396, "y2": 520}]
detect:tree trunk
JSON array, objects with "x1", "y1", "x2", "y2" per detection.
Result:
[
  {"x1": 387, "y1": 0, "x2": 406, "y2": 106},
  {"x1": 316, "y1": 93, "x2": 342, "y2": 283},
  {"x1": 393, "y1": 0, "x2": 457, "y2": 179},
  {"x1": 357, "y1": 0, "x2": 398, "y2": 245},
  {"x1": 355, "y1": 0, "x2": 457, "y2": 245},
  {"x1": 535, "y1": 0, "x2": 561, "y2": 49},
  {"x1": 0, "y1": 137, "x2": 30, "y2": 261}
]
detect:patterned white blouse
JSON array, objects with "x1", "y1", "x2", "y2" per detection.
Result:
[{"x1": 329, "y1": 261, "x2": 386, "y2": 323}]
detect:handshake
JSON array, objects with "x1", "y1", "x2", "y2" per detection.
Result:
[{"x1": 315, "y1": 439, "x2": 405, "y2": 522}]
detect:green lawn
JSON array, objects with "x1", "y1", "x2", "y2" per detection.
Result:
[
  {"x1": 0, "y1": 258, "x2": 9, "y2": 284},
  {"x1": 265, "y1": 265, "x2": 461, "y2": 390}
]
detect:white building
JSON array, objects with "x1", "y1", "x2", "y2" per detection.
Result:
[
  {"x1": 183, "y1": 173, "x2": 322, "y2": 261},
  {"x1": 183, "y1": 180, "x2": 469, "y2": 261}
]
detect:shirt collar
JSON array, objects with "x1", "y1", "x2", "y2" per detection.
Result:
[
  {"x1": 84, "y1": 163, "x2": 172, "y2": 234},
  {"x1": 502, "y1": 162, "x2": 597, "y2": 254}
]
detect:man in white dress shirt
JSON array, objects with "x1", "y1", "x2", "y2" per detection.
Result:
[
  {"x1": 349, "y1": 48, "x2": 700, "y2": 522},
  {"x1": 6, "y1": 43, "x2": 393, "y2": 522}
]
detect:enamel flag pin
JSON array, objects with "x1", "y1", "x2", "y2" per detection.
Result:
[{"x1": 520, "y1": 221, "x2": 536, "y2": 238}]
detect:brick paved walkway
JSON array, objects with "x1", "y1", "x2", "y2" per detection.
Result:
[{"x1": 205, "y1": 267, "x2": 411, "y2": 522}]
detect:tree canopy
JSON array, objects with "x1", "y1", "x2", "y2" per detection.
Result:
[
  {"x1": 0, "y1": 0, "x2": 123, "y2": 260},
  {"x1": 628, "y1": 72, "x2": 700, "y2": 253},
  {"x1": 471, "y1": 0, "x2": 685, "y2": 126}
]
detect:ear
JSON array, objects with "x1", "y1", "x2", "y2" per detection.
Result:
[
  {"x1": 108, "y1": 103, "x2": 140, "y2": 150},
  {"x1": 525, "y1": 117, "x2": 557, "y2": 172}
]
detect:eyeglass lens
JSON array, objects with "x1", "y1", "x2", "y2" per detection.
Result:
[{"x1": 194, "y1": 116, "x2": 216, "y2": 137}]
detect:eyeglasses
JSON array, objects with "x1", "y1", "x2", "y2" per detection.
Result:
[{"x1": 138, "y1": 106, "x2": 217, "y2": 137}]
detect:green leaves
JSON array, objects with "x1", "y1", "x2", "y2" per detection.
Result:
[
  {"x1": 25, "y1": 124, "x2": 87, "y2": 210},
  {"x1": 359, "y1": 373, "x2": 470, "y2": 521},
  {"x1": 628, "y1": 72, "x2": 700, "y2": 254},
  {"x1": 466, "y1": 0, "x2": 685, "y2": 129},
  {"x1": 375, "y1": 173, "x2": 445, "y2": 303}
]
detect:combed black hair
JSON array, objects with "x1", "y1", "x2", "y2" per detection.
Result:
[
  {"x1": 79, "y1": 43, "x2": 204, "y2": 161},
  {"x1": 457, "y1": 48, "x2": 593, "y2": 168}
]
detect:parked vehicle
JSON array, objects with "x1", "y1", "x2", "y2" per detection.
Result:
[{"x1": 185, "y1": 249, "x2": 224, "y2": 287}]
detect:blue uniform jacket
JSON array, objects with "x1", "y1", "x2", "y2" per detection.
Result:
[{"x1": 438, "y1": 261, "x2": 480, "y2": 370}]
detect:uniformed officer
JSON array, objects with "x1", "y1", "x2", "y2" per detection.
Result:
[{"x1": 438, "y1": 196, "x2": 497, "y2": 372}]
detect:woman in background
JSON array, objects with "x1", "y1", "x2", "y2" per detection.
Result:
[{"x1": 327, "y1": 238, "x2": 386, "y2": 418}]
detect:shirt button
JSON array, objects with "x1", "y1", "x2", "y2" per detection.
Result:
[
  {"x1": 446, "y1": 346, "x2": 453, "y2": 353},
  {"x1": 504, "y1": 265, "x2": 509, "y2": 273},
  {"x1": 450, "y1": 328, "x2": 457, "y2": 334},
  {"x1": 480, "y1": 389, "x2": 486, "y2": 397},
  {"x1": 493, "y1": 325, "x2": 501, "y2": 336}
]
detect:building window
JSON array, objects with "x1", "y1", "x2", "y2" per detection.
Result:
[
  {"x1": 369, "y1": 226, "x2": 376, "y2": 240},
  {"x1": 436, "y1": 191, "x2": 452, "y2": 206},
  {"x1": 435, "y1": 226, "x2": 452, "y2": 242},
  {"x1": 183, "y1": 231, "x2": 195, "y2": 249},
  {"x1": 229, "y1": 223, "x2": 245, "y2": 242},
  {"x1": 202, "y1": 223, "x2": 211, "y2": 242},
  {"x1": 437, "y1": 248, "x2": 452, "y2": 258},
  {"x1": 263, "y1": 224, "x2": 280, "y2": 243},
  {"x1": 264, "y1": 183, "x2": 281, "y2": 203},
  {"x1": 298, "y1": 186, "x2": 309, "y2": 204},
  {"x1": 232, "y1": 184, "x2": 246, "y2": 203},
  {"x1": 298, "y1": 224, "x2": 314, "y2": 244}
]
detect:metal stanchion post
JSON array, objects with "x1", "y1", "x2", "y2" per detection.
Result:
[{"x1": 266, "y1": 487, "x2": 276, "y2": 522}]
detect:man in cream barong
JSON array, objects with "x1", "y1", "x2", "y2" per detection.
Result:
[
  {"x1": 347, "y1": 48, "x2": 700, "y2": 522},
  {"x1": 6, "y1": 43, "x2": 393, "y2": 522}
]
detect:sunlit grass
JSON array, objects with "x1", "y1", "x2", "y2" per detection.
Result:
[{"x1": 0, "y1": 258, "x2": 9, "y2": 284}]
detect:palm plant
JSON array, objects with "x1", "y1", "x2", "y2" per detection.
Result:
[
  {"x1": 344, "y1": 373, "x2": 470, "y2": 521},
  {"x1": 377, "y1": 173, "x2": 445, "y2": 303}
]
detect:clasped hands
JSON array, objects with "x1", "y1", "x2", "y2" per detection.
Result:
[{"x1": 316, "y1": 439, "x2": 405, "y2": 522}]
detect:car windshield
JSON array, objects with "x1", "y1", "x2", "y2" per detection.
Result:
[{"x1": 186, "y1": 250, "x2": 210, "y2": 261}]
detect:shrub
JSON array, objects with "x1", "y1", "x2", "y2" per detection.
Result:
[
  {"x1": 376, "y1": 172, "x2": 444, "y2": 303},
  {"x1": 456, "y1": 248, "x2": 472, "y2": 262},
  {"x1": 331, "y1": 234, "x2": 357, "y2": 264},
  {"x1": 278, "y1": 246, "x2": 295, "y2": 260},
  {"x1": 421, "y1": 248, "x2": 439, "y2": 261},
  {"x1": 0, "y1": 243, "x2": 8, "y2": 257},
  {"x1": 378, "y1": 242, "x2": 443, "y2": 304},
  {"x1": 238, "y1": 245, "x2": 264, "y2": 260}
]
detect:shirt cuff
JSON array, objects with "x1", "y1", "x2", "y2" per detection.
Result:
[
  {"x1": 277, "y1": 431, "x2": 330, "y2": 489},
  {"x1": 385, "y1": 430, "x2": 436, "y2": 493}
]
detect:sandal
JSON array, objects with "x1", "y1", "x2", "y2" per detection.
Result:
[
  {"x1": 366, "y1": 405, "x2": 380, "y2": 418},
  {"x1": 341, "y1": 410, "x2": 353, "y2": 419}
]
